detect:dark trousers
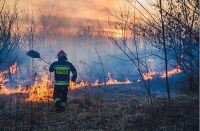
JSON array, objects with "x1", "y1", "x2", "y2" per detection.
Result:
[{"x1": 53, "y1": 85, "x2": 68, "y2": 102}]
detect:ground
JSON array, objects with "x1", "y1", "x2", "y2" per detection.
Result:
[{"x1": 0, "y1": 86, "x2": 199, "y2": 131}]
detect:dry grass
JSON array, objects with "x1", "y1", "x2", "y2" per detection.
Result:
[{"x1": 0, "y1": 87, "x2": 199, "y2": 131}]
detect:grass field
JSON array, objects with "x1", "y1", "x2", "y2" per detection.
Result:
[{"x1": 0, "y1": 85, "x2": 198, "y2": 131}]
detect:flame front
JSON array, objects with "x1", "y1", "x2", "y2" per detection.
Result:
[
  {"x1": 0, "y1": 72, "x2": 132, "y2": 102},
  {"x1": 0, "y1": 65, "x2": 182, "y2": 102},
  {"x1": 26, "y1": 74, "x2": 53, "y2": 102},
  {"x1": 160, "y1": 66, "x2": 182, "y2": 78},
  {"x1": 69, "y1": 72, "x2": 132, "y2": 90},
  {"x1": 142, "y1": 66, "x2": 182, "y2": 80},
  {"x1": 143, "y1": 71, "x2": 156, "y2": 80}
]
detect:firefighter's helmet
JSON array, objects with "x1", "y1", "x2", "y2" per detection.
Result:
[{"x1": 57, "y1": 50, "x2": 66, "y2": 57}]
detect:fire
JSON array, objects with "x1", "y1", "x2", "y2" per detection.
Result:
[
  {"x1": 69, "y1": 80, "x2": 89, "y2": 90},
  {"x1": 9, "y1": 63, "x2": 17, "y2": 74},
  {"x1": 107, "y1": 72, "x2": 121, "y2": 84},
  {"x1": 69, "y1": 72, "x2": 132, "y2": 90},
  {"x1": 0, "y1": 64, "x2": 182, "y2": 102},
  {"x1": 0, "y1": 63, "x2": 21, "y2": 94},
  {"x1": 160, "y1": 66, "x2": 182, "y2": 78},
  {"x1": 106, "y1": 72, "x2": 132, "y2": 85},
  {"x1": 0, "y1": 72, "x2": 132, "y2": 102},
  {"x1": 141, "y1": 66, "x2": 182, "y2": 80},
  {"x1": 143, "y1": 71, "x2": 156, "y2": 80},
  {"x1": 26, "y1": 74, "x2": 53, "y2": 102},
  {"x1": 0, "y1": 74, "x2": 53, "y2": 102},
  {"x1": 0, "y1": 63, "x2": 17, "y2": 77},
  {"x1": 0, "y1": 85, "x2": 28, "y2": 95},
  {"x1": 91, "y1": 79, "x2": 101, "y2": 86}
]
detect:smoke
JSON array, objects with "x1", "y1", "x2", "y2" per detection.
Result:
[{"x1": 13, "y1": 37, "x2": 143, "y2": 82}]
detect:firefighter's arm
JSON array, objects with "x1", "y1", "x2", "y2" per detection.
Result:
[
  {"x1": 70, "y1": 64, "x2": 77, "y2": 82},
  {"x1": 49, "y1": 63, "x2": 55, "y2": 72}
]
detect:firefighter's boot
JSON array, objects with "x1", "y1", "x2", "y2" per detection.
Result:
[{"x1": 55, "y1": 98, "x2": 64, "y2": 113}]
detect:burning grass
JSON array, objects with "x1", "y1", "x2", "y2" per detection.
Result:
[
  {"x1": 160, "y1": 66, "x2": 182, "y2": 78},
  {"x1": 0, "y1": 73, "x2": 133, "y2": 102},
  {"x1": 142, "y1": 66, "x2": 182, "y2": 80},
  {"x1": 0, "y1": 65, "x2": 183, "y2": 102},
  {"x1": 1, "y1": 64, "x2": 192, "y2": 130}
]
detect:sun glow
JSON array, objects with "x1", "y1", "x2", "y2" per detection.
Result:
[{"x1": 113, "y1": 29, "x2": 124, "y2": 38}]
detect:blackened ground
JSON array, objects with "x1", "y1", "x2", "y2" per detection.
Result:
[{"x1": 0, "y1": 86, "x2": 199, "y2": 131}]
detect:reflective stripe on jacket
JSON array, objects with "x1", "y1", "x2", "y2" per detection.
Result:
[
  {"x1": 54, "y1": 81, "x2": 69, "y2": 86},
  {"x1": 49, "y1": 56, "x2": 77, "y2": 83}
]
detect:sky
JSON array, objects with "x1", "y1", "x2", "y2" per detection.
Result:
[
  {"x1": 9, "y1": 0, "x2": 154, "y2": 37},
  {"x1": 17, "y1": 0, "x2": 152, "y2": 21},
  {"x1": 18, "y1": 0, "x2": 123, "y2": 21}
]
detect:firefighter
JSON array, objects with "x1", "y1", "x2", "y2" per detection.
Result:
[{"x1": 49, "y1": 50, "x2": 77, "y2": 112}]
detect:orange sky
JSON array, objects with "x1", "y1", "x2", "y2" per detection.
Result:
[
  {"x1": 9, "y1": 0, "x2": 155, "y2": 37},
  {"x1": 17, "y1": 0, "x2": 120, "y2": 21},
  {"x1": 17, "y1": 0, "x2": 152, "y2": 21}
]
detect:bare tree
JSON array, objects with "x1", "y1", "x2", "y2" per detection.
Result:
[
  {"x1": 0, "y1": 0, "x2": 20, "y2": 69},
  {"x1": 125, "y1": 0, "x2": 199, "y2": 94},
  {"x1": 106, "y1": 3, "x2": 155, "y2": 106},
  {"x1": 148, "y1": 0, "x2": 199, "y2": 90},
  {"x1": 159, "y1": 0, "x2": 170, "y2": 103}
]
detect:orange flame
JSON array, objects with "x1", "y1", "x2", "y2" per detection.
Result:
[
  {"x1": 0, "y1": 63, "x2": 20, "y2": 94},
  {"x1": 0, "y1": 64, "x2": 182, "y2": 102},
  {"x1": 0, "y1": 63, "x2": 17, "y2": 77},
  {"x1": 69, "y1": 72, "x2": 132, "y2": 90},
  {"x1": 143, "y1": 71, "x2": 156, "y2": 80},
  {"x1": 0, "y1": 72, "x2": 132, "y2": 102},
  {"x1": 9, "y1": 63, "x2": 17, "y2": 74},
  {"x1": 142, "y1": 66, "x2": 182, "y2": 80},
  {"x1": 160, "y1": 66, "x2": 182, "y2": 78},
  {"x1": 26, "y1": 74, "x2": 53, "y2": 102}
]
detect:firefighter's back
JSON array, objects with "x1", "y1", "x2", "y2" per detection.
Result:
[{"x1": 50, "y1": 60, "x2": 75, "y2": 85}]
